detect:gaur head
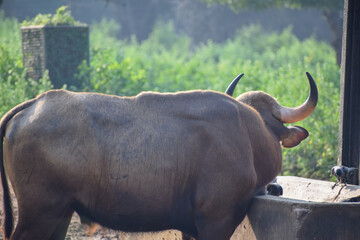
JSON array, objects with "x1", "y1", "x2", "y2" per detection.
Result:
[{"x1": 226, "y1": 72, "x2": 318, "y2": 148}]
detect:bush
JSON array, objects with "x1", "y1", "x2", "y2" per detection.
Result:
[
  {"x1": 0, "y1": 44, "x2": 53, "y2": 116},
  {"x1": 22, "y1": 6, "x2": 85, "y2": 26},
  {"x1": 0, "y1": 11, "x2": 21, "y2": 56},
  {"x1": 0, "y1": 11, "x2": 53, "y2": 117}
]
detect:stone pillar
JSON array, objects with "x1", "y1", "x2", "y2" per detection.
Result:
[{"x1": 21, "y1": 25, "x2": 89, "y2": 89}]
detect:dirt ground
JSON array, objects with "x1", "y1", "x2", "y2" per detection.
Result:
[
  {"x1": 64, "y1": 213, "x2": 184, "y2": 240},
  {"x1": 0, "y1": 190, "x2": 186, "y2": 240}
]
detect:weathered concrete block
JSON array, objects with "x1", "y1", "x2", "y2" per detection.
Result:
[
  {"x1": 234, "y1": 176, "x2": 360, "y2": 240},
  {"x1": 277, "y1": 176, "x2": 360, "y2": 202},
  {"x1": 21, "y1": 25, "x2": 89, "y2": 88}
]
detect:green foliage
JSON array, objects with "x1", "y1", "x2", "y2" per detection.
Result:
[
  {"x1": 89, "y1": 18, "x2": 123, "y2": 50},
  {"x1": 0, "y1": 11, "x2": 53, "y2": 116},
  {"x1": 0, "y1": 44, "x2": 53, "y2": 116},
  {"x1": 1, "y1": 13, "x2": 340, "y2": 180},
  {"x1": 0, "y1": 11, "x2": 21, "y2": 56},
  {"x1": 22, "y1": 6, "x2": 85, "y2": 27}
]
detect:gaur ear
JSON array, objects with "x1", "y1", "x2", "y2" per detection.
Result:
[{"x1": 280, "y1": 126, "x2": 309, "y2": 148}]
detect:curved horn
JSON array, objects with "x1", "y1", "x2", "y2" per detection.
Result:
[
  {"x1": 279, "y1": 72, "x2": 318, "y2": 123},
  {"x1": 225, "y1": 73, "x2": 244, "y2": 96}
]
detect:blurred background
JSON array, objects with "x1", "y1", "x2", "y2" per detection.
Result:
[
  {"x1": 0, "y1": 0, "x2": 343, "y2": 180},
  {"x1": 2, "y1": 0, "x2": 341, "y2": 61}
]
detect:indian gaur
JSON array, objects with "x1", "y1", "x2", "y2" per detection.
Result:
[{"x1": 0, "y1": 72, "x2": 317, "y2": 240}]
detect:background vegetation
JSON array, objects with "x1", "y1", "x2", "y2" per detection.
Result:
[
  {"x1": 200, "y1": 0, "x2": 343, "y2": 65},
  {"x1": 0, "y1": 11, "x2": 52, "y2": 115},
  {"x1": 0, "y1": 10, "x2": 340, "y2": 180},
  {"x1": 22, "y1": 6, "x2": 84, "y2": 26}
]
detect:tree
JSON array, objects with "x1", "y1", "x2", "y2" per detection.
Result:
[{"x1": 201, "y1": 0, "x2": 344, "y2": 65}]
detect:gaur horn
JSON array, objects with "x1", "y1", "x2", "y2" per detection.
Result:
[
  {"x1": 225, "y1": 73, "x2": 244, "y2": 96},
  {"x1": 278, "y1": 72, "x2": 318, "y2": 123}
]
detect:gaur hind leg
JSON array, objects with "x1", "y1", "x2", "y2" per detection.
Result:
[
  {"x1": 11, "y1": 210, "x2": 73, "y2": 240},
  {"x1": 11, "y1": 194, "x2": 74, "y2": 240},
  {"x1": 11, "y1": 209, "x2": 73, "y2": 240}
]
